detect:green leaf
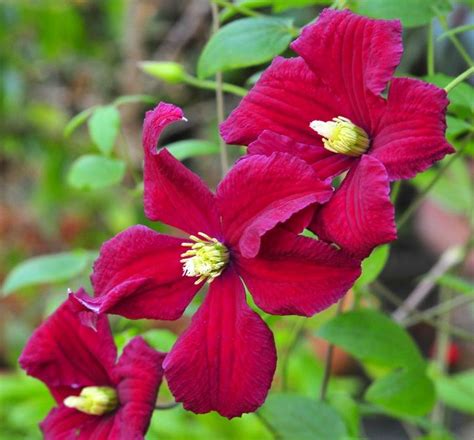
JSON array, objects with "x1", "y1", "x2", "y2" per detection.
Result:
[
  {"x1": 411, "y1": 156, "x2": 471, "y2": 216},
  {"x1": 165, "y1": 140, "x2": 220, "y2": 161},
  {"x1": 259, "y1": 394, "x2": 347, "y2": 440},
  {"x1": 425, "y1": 74, "x2": 474, "y2": 113},
  {"x1": 64, "y1": 106, "x2": 96, "y2": 137},
  {"x1": 446, "y1": 115, "x2": 473, "y2": 138},
  {"x1": 139, "y1": 61, "x2": 187, "y2": 84},
  {"x1": 437, "y1": 274, "x2": 474, "y2": 295},
  {"x1": 355, "y1": 0, "x2": 452, "y2": 28},
  {"x1": 197, "y1": 17, "x2": 294, "y2": 79},
  {"x1": 317, "y1": 310, "x2": 424, "y2": 369},
  {"x1": 67, "y1": 155, "x2": 126, "y2": 190},
  {"x1": 88, "y1": 105, "x2": 121, "y2": 155},
  {"x1": 2, "y1": 250, "x2": 90, "y2": 295},
  {"x1": 355, "y1": 245, "x2": 389, "y2": 287},
  {"x1": 366, "y1": 368, "x2": 436, "y2": 416},
  {"x1": 432, "y1": 369, "x2": 474, "y2": 414},
  {"x1": 328, "y1": 393, "x2": 361, "y2": 437}
]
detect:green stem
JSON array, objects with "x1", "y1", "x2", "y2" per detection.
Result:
[
  {"x1": 430, "y1": 288, "x2": 451, "y2": 429},
  {"x1": 212, "y1": 0, "x2": 261, "y2": 17},
  {"x1": 281, "y1": 319, "x2": 306, "y2": 391},
  {"x1": 397, "y1": 146, "x2": 464, "y2": 230},
  {"x1": 319, "y1": 299, "x2": 344, "y2": 401},
  {"x1": 436, "y1": 10, "x2": 474, "y2": 68},
  {"x1": 183, "y1": 74, "x2": 247, "y2": 97},
  {"x1": 427, "y1": 20, "x2": 435, "y2": 76},
  {"x1": 390, "y1": 181, "x2": 401, "y2": 204},
  {"x1": 444, "y1": 66, "x2": 474, "y2": 93},
  {"x1": 211, "y1": 2, "x2": 229, "y2": 177}
]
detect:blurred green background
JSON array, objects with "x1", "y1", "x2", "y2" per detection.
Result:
[{"x1": 1, "y1": 1, "x2": 473, "y2": 439}]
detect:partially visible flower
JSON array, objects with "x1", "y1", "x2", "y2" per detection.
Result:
[
  {"x1": 221, "y1": 8, "x2": 454, "y2": 259},
  {"x1": 73, "y1": 102, "x2": 361, "y2": 418},
  {"x1": 19, "y1": 294, "x2": 165, "y2": 440}
]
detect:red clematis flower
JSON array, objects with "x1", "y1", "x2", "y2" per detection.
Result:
[
  {"x1": 73, "y1": 102, "x2": 361, "y2": 418},
  {"x1": 19, "y1": 294, "x2": 165, "y2": 439},
  {"x1": 220, "y1": 8, "x2": 454, "y2": 259}
]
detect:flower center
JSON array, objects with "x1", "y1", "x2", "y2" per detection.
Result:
[
  {"x1": 181, "y1": 232, "x2": 229, "y2": 285},
  {"x1": 310, "y1": 116, "x2": 369, "y2": 157},
  {"x1": 64, "y1": 386, "x2": 118, "y2": 416}
]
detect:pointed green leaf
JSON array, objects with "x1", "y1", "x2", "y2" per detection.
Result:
[
  {"x1": 166, "y1": 140, "x2": 220, "y2": 161},
  {"x1": 2, "y1": 251, "x2": 90, "y2": 295},
  {"x1": 317, "y1": 310, "x2": 424, "y2": 369},
  {"x1": 366, "y1": 368, "x2": 436, "y2": 416},
  {"x1": 88, "y1": 105, "x2": 120, "y2": 155},
  {"x1": 197, "y1": 17, "x2": 294, "y2": 79},
  {"x1": 67, "y1": 154, "x2": 125, "y2": 190},
  {"x1": 259, "y1": 394, "x2": 347, "y2": 440}
]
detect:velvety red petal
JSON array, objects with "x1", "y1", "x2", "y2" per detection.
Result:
[
  {"x1": 164, "y1": 269, "x2": 276, "y2": 418},
  {"x1": 40, "y1": 405, "x2": 98, "y2": 440},
  {"x1": 237, "y1": 229, "x2": 361, "y2": 316},
  {"x1": 19, "y1": 296, "x2": 116, "y2": 392},
  {"x1": 220, "y1": 56, "x2": 342, "y2": 146},
  {"x1": 217, "y1": 153, "x2": 333, "y2": 258},
  {"x1": 311, "y1": 155, "x2": 396, "y2": 259},
  {"x1": 371, "y1": 78, "x2": 454, "y2": 180},
  {"x1": 76, "y1": 225, "x2": 200, "y2": 320},
  {"x1": 248, "y1": 130, "x2": 354, "y2": 181},
  {"x1": 108, "y1": 337, "x2": 166, "y2": 439},
  {"x1": 291, "y1": 8, "x2": 401, "y2": 131},
  {"x1": 143, "y1": 104, "x2": 220, "y2": 236}
]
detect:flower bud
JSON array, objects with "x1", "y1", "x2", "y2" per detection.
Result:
[{"x1": 140, "y1": 61, "x2": 187, "y2": 84}]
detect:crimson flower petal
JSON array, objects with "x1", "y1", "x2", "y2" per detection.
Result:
[
  {"x1": 237, "y1": 229, "x2": 361, "y2": 316},
  {"x1": 217, "y1": 153, "x2": 333, "y2": 258},
  {"x1": 76, "y1": 225, "x2": 200, "y2": 320},
  {"x1": 220, "y1": 56, "x2": 341, "y2": 146},
  {"x1": 248, "y1": 130, "x2": 354, "y2": 181},
  {"x1": 40, "y1": 405, "x2": 99, "y2": 440},
  {"x1": 19, "y1": 296, "x2": 116, "y2": 393},
  {"x1": 164, "y1": 269, "x2": 276, "y2": 418},
  {"x1": 311, "y1": 155, "x2": 396, "y2": 259},
  {"x1": 143, "y1": 104, "x2": 220, "y2": 236},
  {"x1": 108, "y1": 337, "x2": 166, "y2": 439},
  {"x1": 371, "y1": 77, "x2": 454, "y2": 180},
  {"x1": 292, "y1": 8, "x2": 401, "y2": 130}
]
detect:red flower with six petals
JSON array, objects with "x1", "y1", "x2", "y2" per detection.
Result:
[
  {"x1": 73, "y1": 102, "x2": 361, "y2": 418},
  {"x1": 19, "y1": 294, "x2": 165, "y2": 440},
  {"x1": 221, "y1": 8, "x2": 454, "y2": 259}
]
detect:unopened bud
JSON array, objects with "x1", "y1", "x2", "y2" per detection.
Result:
[{"x1": 139, "y1": 61, "x2": 186, "y2": 84}]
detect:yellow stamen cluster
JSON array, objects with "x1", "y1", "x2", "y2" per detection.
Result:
[
  {"x1": 310, "y1": 116, "x2": 369, "y2": 157},
  {"x1": 64, "y1": 386, "x2": 118, "y2": 416},
  {"x1": 181, "y1": 232, "x2": 229, "y2": 285}
]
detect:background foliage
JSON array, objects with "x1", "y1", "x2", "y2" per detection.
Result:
[{"x1": 1, "y1": 0, "x2": 473, "y2": 439}]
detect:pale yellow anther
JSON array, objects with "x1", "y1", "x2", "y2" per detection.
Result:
[
  {"x1": 310, "y1": 116, "x2": 369, "y2": 157},
  {"x1": 181, "y1": 232, "x2": 229, "y2": 284},
  {"x1": 64, "y1": 386, "x2": 118, "y2": 416}
]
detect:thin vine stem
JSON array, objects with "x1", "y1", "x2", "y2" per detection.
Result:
[
  {"x1": 183, "y1": 74, "x2": 247, "y2": 97},
  {"x1": 281, "y1": 318, "x2": 306, "y2": 391},
  {"x1": 397, "y1": 144, "x2": 466, "y2": 230},
  {"x1": 444, "y1": 66, "x2": 474, "y2": 93},
  {"x1": 435, "y1": 9, "x2": 474, "y2": 68},
  {"x1": 155, "y1": 402, "x2": 180, "y2": 410},
  {"x1": 211, "y1": 2, "x2": 229, "y2": 177},
  {"x1": 427, "y1": 20, "x2": 435, "y2": 76},
  {"x1": 319, "y1": 298, "x2": 345, "y2": 401},
  {"x1": 212, "y1": 0, "x2": 261, "y2": 17}
]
